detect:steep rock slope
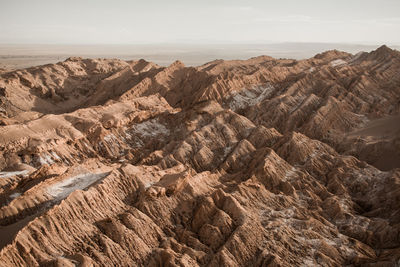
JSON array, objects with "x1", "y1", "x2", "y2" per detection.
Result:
[{"x1": 0, "y1": 45, "x2": 399, "y2": 266}]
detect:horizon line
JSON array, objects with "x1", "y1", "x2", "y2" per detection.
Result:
[{"x1": 0, "y1": 42, "x2": 399, "y2": 46}]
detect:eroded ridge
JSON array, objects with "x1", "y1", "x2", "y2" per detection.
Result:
[{"x1": 0, "y1": 46, "x2": 400, "y2": 266}]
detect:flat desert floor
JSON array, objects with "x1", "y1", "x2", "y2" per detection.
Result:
[{"x1": 1, "y1": 43, "x2": 397, "y2": 70}]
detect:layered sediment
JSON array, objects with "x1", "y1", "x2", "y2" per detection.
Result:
[{"x1": 0, "y1": 45, "x2": 399, "y2": 266}]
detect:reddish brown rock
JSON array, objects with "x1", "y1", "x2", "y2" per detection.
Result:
[{"x1": 0, "y1": 45, "x2": 400, "y2": 266}]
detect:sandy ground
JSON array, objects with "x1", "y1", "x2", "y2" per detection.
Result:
[
  {"x1": 348, "y1": 115, "x2": 400, "y2": 141},
  {"x1": 348, "y1": 115, "x2": 400, "y2": 170},
  {"x1": 0, "y1": 43, "x2": 395, "y2": 70}
]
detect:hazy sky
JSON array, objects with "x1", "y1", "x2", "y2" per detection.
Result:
[{"x1": 1, "y1": 0, "x2": 399, "y2": 44}]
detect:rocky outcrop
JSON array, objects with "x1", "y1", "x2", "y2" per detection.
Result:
[{"x1": 0, "y1": 45, "x2": 399, "y2": 266}]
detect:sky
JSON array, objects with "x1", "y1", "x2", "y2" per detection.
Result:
[{"x1": 0, "y1": 0, "x2": 399, "y2": 45}]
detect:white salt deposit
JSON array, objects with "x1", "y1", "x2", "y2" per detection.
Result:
[
  {"x1": 0, "y1": 170, "x2": 28, "y2": 178},
  {"x1": 284, "y1": 167, "x2": 297, "y2": 181},
  {"x1": 130, "y1": 119, "x2": 169, "y2": 138},
  {"x1": 9, "y1": 192, "x2": 21, "y2": 199},
  {"x1": 103, "y1": 134, "x2": 117, "y2": 143},
  {"x1": 229, "y1": 84, "x2": 275, "y2": 111},
  {"x1": 50, "y1": 151, "x2": 61, "y2": 161},
  {"x1": 46, "y1": 172, "x2": 109, "y2": 200},
  {"x1": 39, "y1": 153, "x2": 54, "y2": 165},
  {"x1": 144, "y1": 181, "x2": 155, "y2": 189},
  {"x1": 330, "y1": 59, "x2": 347, "y2": 67},
  {"x1": 223, "y1": 146, "x2": 233, "y2": 158}
]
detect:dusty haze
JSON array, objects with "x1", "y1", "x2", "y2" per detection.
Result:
[
  {"x1": 1, "y1": 0, "x2": 400, "y2": 44},
  {"x1": 1, "y1": 43, "x2": 399, "y2": 70}
]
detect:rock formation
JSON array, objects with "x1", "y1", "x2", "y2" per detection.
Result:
[{"x1": 0, "y1": 45, "x2": 399, "y2": 266}]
